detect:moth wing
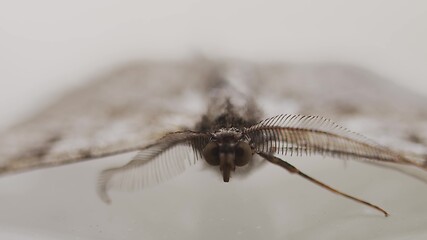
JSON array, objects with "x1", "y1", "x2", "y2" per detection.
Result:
[
  {"x1": 237, "y1": 62, "x2": 427, "y2": 154},
  {"x1": 248, "y1": 63, "x2": 426, "y2": 117},
  {"x1": 0, "y1": 61, "x2": 212, "y2": 175}
]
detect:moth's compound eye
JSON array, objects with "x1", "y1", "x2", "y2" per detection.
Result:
[
  {"x1": 203, "y1": 142, "x2": 220, "y2": 166},
  {"x1": 234, "y1": 142, "x2": 252, "y2": 166}
]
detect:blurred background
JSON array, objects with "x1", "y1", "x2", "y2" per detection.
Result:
[
  {"x1": 1, "y1": 0, "x2": 427, "y2": 129},
  {"x1": 0, "y1": 1, "x2": 427, "y2": 240}
]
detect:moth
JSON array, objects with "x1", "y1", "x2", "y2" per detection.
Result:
[{"x1": 1, "y1": 59, "x2": 426, "y2": 217}]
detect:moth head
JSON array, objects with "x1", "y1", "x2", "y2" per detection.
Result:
[{"x1": 202, "y1": 129, "x2": 253, "y2": 182}]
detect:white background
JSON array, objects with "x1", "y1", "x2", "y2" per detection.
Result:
[
  {"x1": 0, "y1": 1, "x2": 427, "y2": 240},
  {"x1": 1, "y1": 0, "x2": 427, "y2": 129}
]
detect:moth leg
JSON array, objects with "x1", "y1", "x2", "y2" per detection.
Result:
[{"x1": 257, "y1": 152, "x2": 389, "y2": 217}]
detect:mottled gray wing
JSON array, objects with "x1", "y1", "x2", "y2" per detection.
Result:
[
  {"x1": 249, "y1": 63, "x2": 427, "y2": 118},
  {"x1": 0, "y1": 61, "x2": 213, "y2": 175},
  {"x1": 228, "y1": 61, "x2": 427, "y2": 155}
]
